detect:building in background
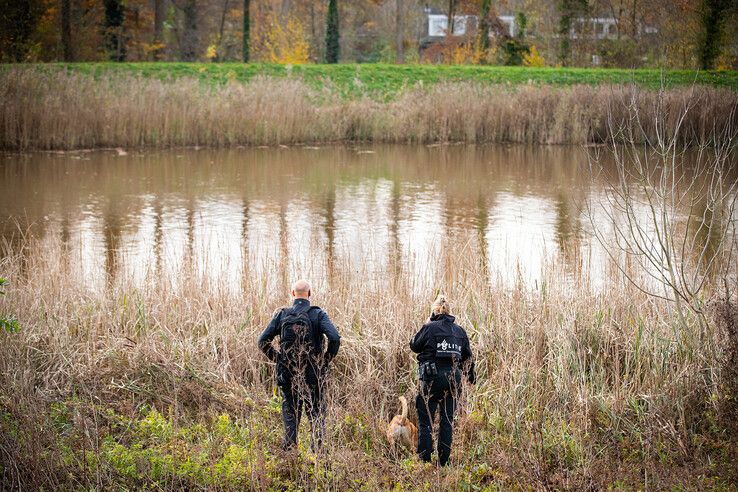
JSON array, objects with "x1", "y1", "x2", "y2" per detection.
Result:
[{"x1": 418, "y1": 6, "x2": 658, "y2": 66}]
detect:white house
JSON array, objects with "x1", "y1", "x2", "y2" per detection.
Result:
[
  {"x1": 425, "y1": 10, "x2": 517, "y2": 38},
  {"x1": 422, "y1": 9, "x2": 657, "y2": 42},
  {"x1": 427, "y1": 13, "x2": 474, "y2": 37}
]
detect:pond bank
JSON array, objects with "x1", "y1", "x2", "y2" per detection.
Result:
[{"x1": 2, "y1": 68, "x2": 737, "y2": 151}]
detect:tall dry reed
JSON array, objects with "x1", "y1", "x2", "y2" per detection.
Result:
[
  {"x1": 0, "y1": 230, "x2": 736, "y2": 489},
  {"x1": 2, "y1": 68, "x2": 737, "y2": 150}
]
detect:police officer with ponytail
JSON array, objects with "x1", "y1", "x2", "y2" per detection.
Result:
[{"x1": 410, "y1": 294, "x2": 475, "y2": 466}]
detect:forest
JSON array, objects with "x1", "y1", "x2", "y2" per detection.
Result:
[{"x1": 2, "y1": 0, "x2": 738, "y2": 69}]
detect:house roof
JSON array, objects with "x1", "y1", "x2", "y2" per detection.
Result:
[{"x1": 423, "y1": 6, "x2": 517, "y2": 17}]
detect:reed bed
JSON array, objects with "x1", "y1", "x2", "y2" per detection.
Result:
[
  {"x1": 2, "y1": 68, "x2": 737, "y2": 150},
  {"x1": 0, "y1": 232, "x2": 736, "y2": 490}
]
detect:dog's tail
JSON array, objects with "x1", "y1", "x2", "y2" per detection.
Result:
[{"x1": 399, "y1": 396, "x2": 408, "y2": 424}]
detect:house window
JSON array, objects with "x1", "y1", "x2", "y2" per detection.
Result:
[
  {"x1": 453, "y1": 16, "x2": 467, "y2": 35},
  {"x1": 428, "y1": 14, "x2": 469, "y2": 36},
  {"x1": 428, "y1": 15, "x2": 447, "y2": 36}
]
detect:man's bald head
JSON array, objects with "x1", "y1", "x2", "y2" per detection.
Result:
[{"x1": 291, "y1": 279, "x2": 311, "y2": 299}]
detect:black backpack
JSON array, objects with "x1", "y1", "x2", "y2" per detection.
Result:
[{"x1": 279, "y1": 307, "x2": 319, "y2": 367}]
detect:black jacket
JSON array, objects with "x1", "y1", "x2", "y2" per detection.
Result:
[
  {"x1": 258, "y1": 298, "x2": 341, "y2": 366},
  {"x1": 410, "y1": 313, "x2": 475, "y2": 384}
]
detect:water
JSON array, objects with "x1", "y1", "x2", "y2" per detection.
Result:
[{"x1": 0, "y1": 144, "x2": 677, "y2": 294}]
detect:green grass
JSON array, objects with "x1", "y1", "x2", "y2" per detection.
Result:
[{"x1": 10, "y1": 62, "x2": 738, "y2": 98}]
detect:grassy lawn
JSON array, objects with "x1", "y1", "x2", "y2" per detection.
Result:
[{"x1": 10, "y1": 62, "x2": 738, "y2": 98}]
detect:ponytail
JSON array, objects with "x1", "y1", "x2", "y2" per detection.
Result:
[{"x1": 431, "y1": 294, "x2": 450, "y2": 316}]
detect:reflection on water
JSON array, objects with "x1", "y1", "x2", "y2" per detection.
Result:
[{"x1": 0, "y1": 145, "x2": 650, "y2": 293}]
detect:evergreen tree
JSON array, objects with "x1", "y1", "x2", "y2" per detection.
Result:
[
  {"x1": 558, "y1": 0, "x2": 573, "y2": 65},
  {"x1": 697, "y1": 0, "x2": 733, "y2": 70},
  {"x1": 243, "y1": 0, "x2": 250, "y2": 62},
  {"x1": 325, "y1": 0, "x2": 339, "y2": 64},
  {"x1": 478, "y1": 0, "x2": 492, "y2": 53},
  {"x1": 501, "y1": 12, "x2": 529, "y2": 65},
  {"x1": 558, "y1": 0, "x2": 588, "y2": 66},
  {"x1": 395, "y1": 0, "x2": 404, "y2": 63},
  {"x1": 515, "y1": 12, "x2": 527, "y2": 39}
]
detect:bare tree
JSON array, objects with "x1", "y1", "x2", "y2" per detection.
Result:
[
  {"x1": 172, "y1": 0, "x2": 199, "y2": 61},
  {"x1": 587, "y1": 88, "x2": 738, "y2": 334},
  {"x1": 214, "y1": 0, "x2": 231, "y2": 61},
  {"x1": 280, "y1": 0, "x2": 291, "y2": 24},
  {"x1": 243, "y1": 0, "x2": 250, "y2": 61},
  {"x1": 395, "y1": 0, "x2": 404, "y2": 63},
  {"x1": 447, "y1": 0, "x2": 457, "y2": 37},
  {"x1": 600, "y1": 0, "x2": 644, "y2": 38},
  {"x1": 153, "y1": 0, "x2": 167, "y2": 60}
]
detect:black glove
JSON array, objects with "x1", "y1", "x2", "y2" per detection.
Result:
[{"x1": 260, "y1": 342, "x2": 279, "y2": 363}]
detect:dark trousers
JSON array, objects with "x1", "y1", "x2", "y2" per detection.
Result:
[
  {"x1": 416, "y1": 369, "x2": 461, "y2": 466},
  {"x1": 279, "y1": 369, "x2": 325, "y2": 451}
]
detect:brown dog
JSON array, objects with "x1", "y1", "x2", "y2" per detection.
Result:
[{"x1": 386, "y1": 396, "x2": 418, "y2": 451}]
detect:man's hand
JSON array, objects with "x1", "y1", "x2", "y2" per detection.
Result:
[{"x1": 258, "y1": 309, "x2": 284, "y2": 362}]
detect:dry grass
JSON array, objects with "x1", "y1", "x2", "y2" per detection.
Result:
[
  {"x1": 0, "y1": 230, "x2": 736, "y2": 490},
  {"x1": 2, "y1": 68, "x2": 737, "y2": 150}
]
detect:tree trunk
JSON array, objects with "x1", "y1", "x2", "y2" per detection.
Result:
[
  {"x1": 604, "y1": 1, "x2": 620, "y2": 39},
  {"x1": 395, "y1": 0, "x2": 404, "y2": 63},
  {"x1": 558, "y1": 0, "x2": 573, "y2": 66},
  {"x1": 631, "y1": 0, "x2": 638, "y2": 37},
  {"x1": 697, "y1": 0, "x2": 730, "y2": 70},
  {"x1": 181, "y1": 0, "x2": 198, "y2": 61},
  {"x1": 153, "y1": 0, "x2": 166, "y2": 60},
  {"x1": 214, "y1": 0, "x2": 230, "y2": 61},
  {"x1": 309, "y1": 2, "x2": 318, "y2": 60},
  {"x1": 61, "y1": 0, "x2": 74, "y2": 61},
  {"x1": 478, "y1": 0, "x2": 491, "y2": 52},
  {"x1": 447, "y1": 0, "x2": 456, "y2": 37},
  {"x1": 617, "y1": 7, "x2": 623, "y2": 40},
  {"x1": 280, "y1": 0, "x2": 291, "y2": 24},
  {"x1": 243, "y1": 0, "x2": 250, "y2": 62}
]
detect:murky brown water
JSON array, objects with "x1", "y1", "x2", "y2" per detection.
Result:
[{"x1": 0, "y1": 144, "x2": 674, "y2": 293}]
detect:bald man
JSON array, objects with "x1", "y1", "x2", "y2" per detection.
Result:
[{"x1": 258, "y1": 280, "x2": 341, "y2": 451}]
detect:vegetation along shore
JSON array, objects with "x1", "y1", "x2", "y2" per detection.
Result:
[
  {"x1": 1, "y1": 239, "x2": 737, "y2": 489},
  {"x1": 2, "y1": 64, "x2": 737, "y2": 151}
]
